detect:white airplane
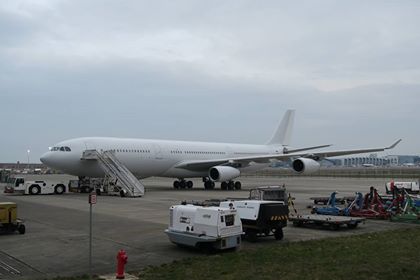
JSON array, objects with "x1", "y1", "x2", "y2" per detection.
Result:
[{"x1": 40, "y1": 110, "x2": 401, "y2": 190}]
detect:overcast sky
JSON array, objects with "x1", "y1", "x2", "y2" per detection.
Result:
[{"x1": 1, "y1": 0, "x2": 419, "y2": 163}]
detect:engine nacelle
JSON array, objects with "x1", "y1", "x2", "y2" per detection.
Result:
[
  {"x1": 209, "y1": 166, "x2": 241, "y2": 182},
  {"x1": 292, "y1": 158, "x2": 321, "y2": 174}
]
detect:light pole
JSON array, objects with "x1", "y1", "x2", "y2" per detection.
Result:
[{"x1": 27, "y1": 149, "x2": 30, "y2": 170}]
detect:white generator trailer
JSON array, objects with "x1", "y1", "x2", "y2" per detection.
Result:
[
  {"x1": 165, "y1": 204, "x2": 242, "y2": 251},
  {"x1": 4, "y1": 177, "x2": 67, "y2": 195}
]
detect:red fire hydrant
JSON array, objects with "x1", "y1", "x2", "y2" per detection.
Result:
[{"x1": 116, "y1": 249, "x2": 128, "y2": 279}]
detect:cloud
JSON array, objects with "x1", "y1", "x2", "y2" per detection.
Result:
[{"x1": 0, "y1": 0, "x2": 419, "y2": 162}]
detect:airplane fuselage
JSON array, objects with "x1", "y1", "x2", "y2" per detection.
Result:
[{"x1": 41, "y1": 137, "x2": 281, "y2": 179}]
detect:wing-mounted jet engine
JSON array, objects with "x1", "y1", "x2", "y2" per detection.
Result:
[{"x1": 292, "y1": 158, "x2": 321, "y2": 174}]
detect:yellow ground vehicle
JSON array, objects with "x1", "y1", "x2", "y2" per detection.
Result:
[{"x1": 0, "y1": 202, "x2": 25, "y2": 234}]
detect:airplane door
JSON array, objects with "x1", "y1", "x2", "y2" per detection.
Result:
[{"x1": 153, "y1": 144, "x2": 163, "y2": 160}]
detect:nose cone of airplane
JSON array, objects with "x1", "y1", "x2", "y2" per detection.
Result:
[{"x1": 40, "y1": 152, "x2": 51, "y2": 166}]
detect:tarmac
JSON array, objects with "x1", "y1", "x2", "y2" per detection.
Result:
[{"x1": 0, "y1": 175, "x2": 418, "y2": 279}]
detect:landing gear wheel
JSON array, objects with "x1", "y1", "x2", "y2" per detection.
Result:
[
  {"x1": 204, "y1": 181, "x2": 210, "y2": 189},
  {"x1": 221, "y1": 182, "x2": 228, "y2": 190},
  {"x1": 186, "y1": 181, "x2": 193, "y2": 189},
  {"x1": 173, "y1": 181, "x2": 180, "y2": 189},
  {"x1": 234, "y1": 181, "x2": 241, "y2": 190},
  {"x1": 274, "y1": 228, "x2": 284, "y2": 240},
  {"x1": 29, "y1": 185, "x2": 40, "y2": 195},
  {"x1": 228, "y1": 181, "x2": 234, "y2": 190},
  {"x1": 180, "y1": 180, "x2": 186, "y2": 189}
]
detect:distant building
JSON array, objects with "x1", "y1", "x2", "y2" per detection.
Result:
[
  {"x1": 340, "y1": 154, "x2": 389, "y2": 167},
  {"x1": 337, "y1": 154, "x2": 420, "y2": 167}
]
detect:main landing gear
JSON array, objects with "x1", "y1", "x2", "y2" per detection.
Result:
[
  {"x1": 173, "y1": 178, "x2": 242, "y2": 190},
  {"x1": 203, "y1": 177, "x2": 216, "y2": 190},
  {"x1": 220, "y1": 181, "x2": 241, "y2": 190},
  {"x1": 203, "y1": 178, "x2": 241, "y2": 190},
  {"x1": 173, "y1": 179, "x2": 193, "y2": 189}
]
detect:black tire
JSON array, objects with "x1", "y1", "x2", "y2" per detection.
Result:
[
  {"x1": 18, "y1": 224, "x2": 26, "y2": 235},
  {"x1": 246, "y1": 230, "x2": 258, "y2": 243},
  {"x1": 173, "y1": 181, "x2": 180, "y2": 189},
  {"x1": 347, "y1": 223, "x2": 358, "y2": 229},
  {"x1": 228, "y1": 181, "x2": 234, "y2": 190},
  {"x1": 274, "y1": 228, "x2": 284, "y2": 240},
  {"x1": 210, "y1": 182, "x2": 215, "y2": 189},
  {"x1": 234, "y1": 181, "x2": 241, "y2": 190},
  {"x1": 120, "y1": 190, "x2": 126, "y2": 197},
  {"x1": 186, "y1": 181, "x2": 193, "y2": 189},
  {"x1": 54, "y1": 184, "x2": 65, "y2": 194},
  {"x1": 293, "y1": 221, "x2": 303, "y2": 227},
  {"x1": 29, "y1": 185, "x2": 40, "y2": 195},
  {"x1": 330, "y1": 224, "x2": 340, "y2": 231},
  {"x1": 221, "y1": 182, "x2": 228, "y2": 190},
  {"x1": 180, "y1": 181, "x2": 186, "y2": 189},
  {"x1": 204, "y1": 181, "x2": 210, "y2": 190},
  {"x1": 96, "y1": 188, "x2": 101, "y2": 195}
]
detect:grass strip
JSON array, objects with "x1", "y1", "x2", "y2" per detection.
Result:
[{"x1": 138, "y1": 227, "x2": 420, "y2": 280}]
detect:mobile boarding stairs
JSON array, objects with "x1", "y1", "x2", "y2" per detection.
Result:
[{"x1": 81, "y1": 150, "x2": 144, "y2": 197}]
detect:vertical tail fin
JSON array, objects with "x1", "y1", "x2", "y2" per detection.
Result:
[{"x1": 266, "y1": 109, "x2": 295, "y2": 146}]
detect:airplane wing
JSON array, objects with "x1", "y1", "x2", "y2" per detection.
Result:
[{"x1": 174, "y1": 139, "x2": 401, "y2": 172}]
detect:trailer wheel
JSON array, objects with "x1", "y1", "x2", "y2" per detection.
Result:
[
  {"x1": 330, "y1": 224, "x2": 340, "y2": 231},
  {"x1": 54, "y1": 184, "x2": 65, "y2": 194},
  {"x1": 274, "y1": 228, "x2": 284, "y2": 240},
  {"x1": 347, "y1": 223, "x2": 358, "y2": 229},
  {"x1": 246, "y1": 229, "x2": 257, "y2": 243},
  {"x1": 17, "y1": 224, "x2": 26, "y2": 234},
  {"x1": 293, "y1": 221, "x2": 303, "y2": 227},
  {"x1": 29, "y1": 185, "x2": 41, "y2": 195}
]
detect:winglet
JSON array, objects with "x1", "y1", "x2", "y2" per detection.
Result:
[{"x1": 386, "y1": 139, "x2": 402, "y2": 150}]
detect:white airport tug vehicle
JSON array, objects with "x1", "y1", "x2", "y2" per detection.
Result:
[
  {"x1": 4, "y1": 177, "x2": 67, "y2": 195},
  {"x1": 165, "y1": 204, "x2": 242, "y2": 251}
]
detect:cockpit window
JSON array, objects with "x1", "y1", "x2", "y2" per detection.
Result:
[{"x1": 51, "y1": 146, "x2": 71, "y2": 152}]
